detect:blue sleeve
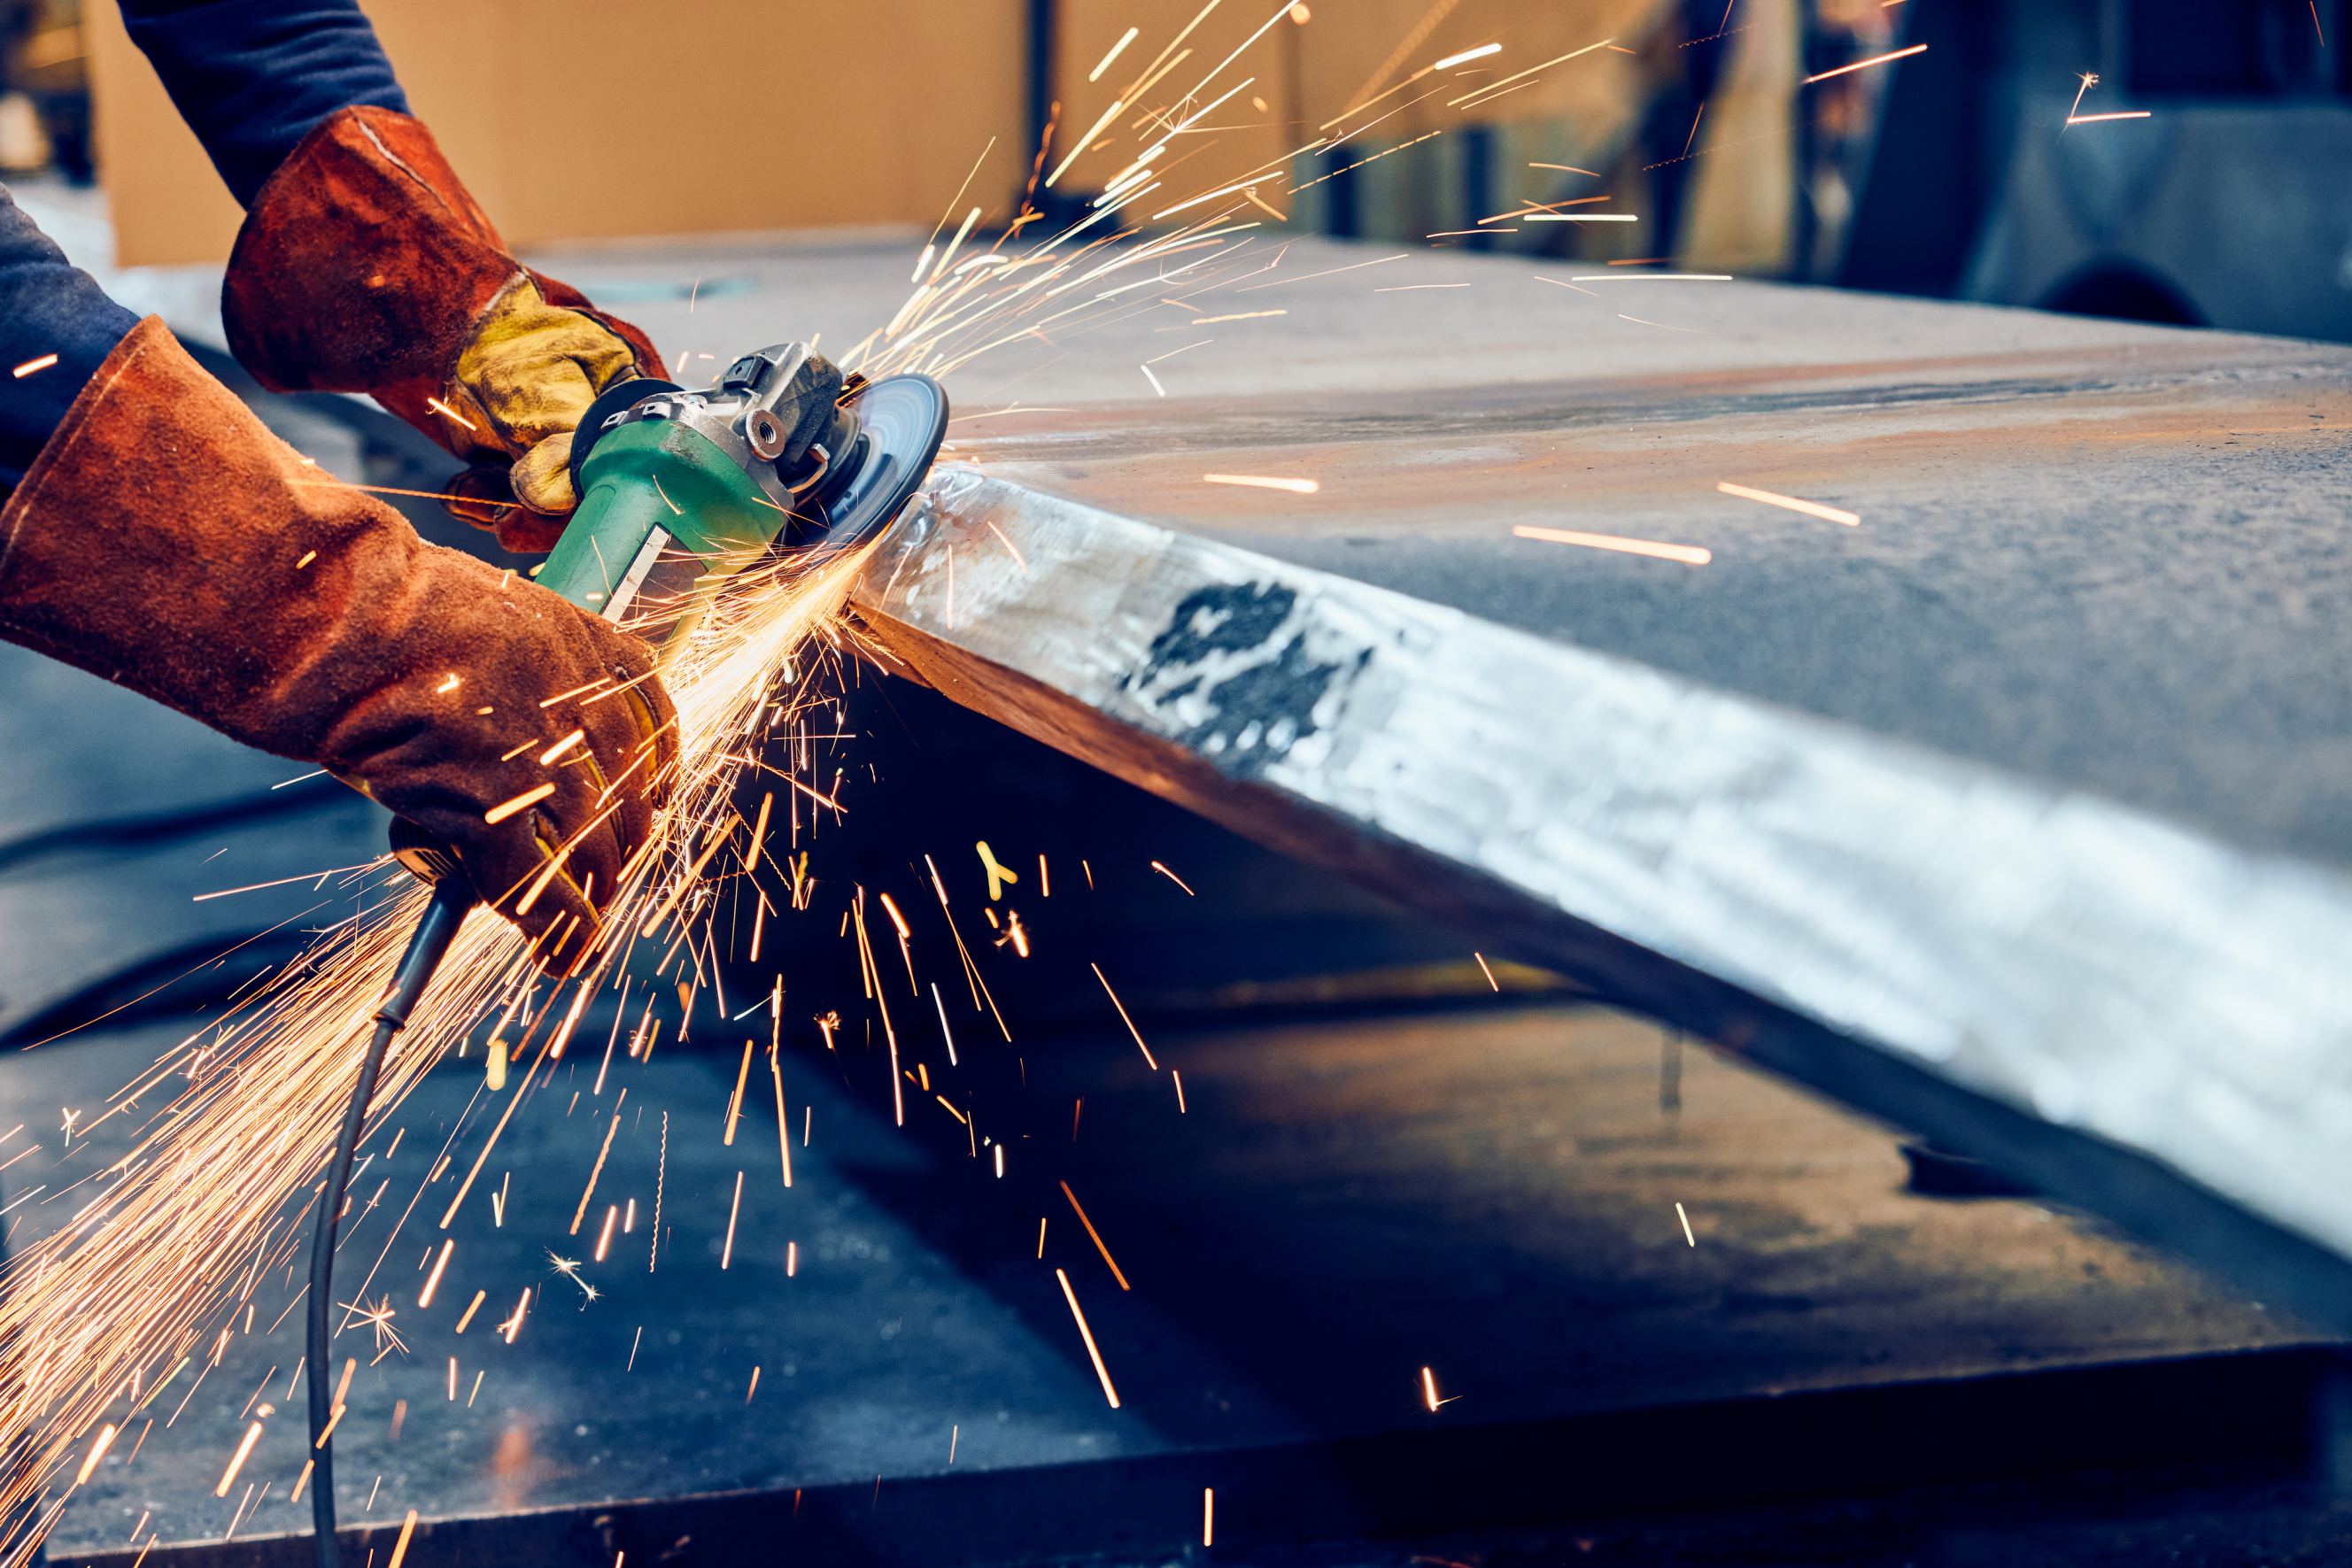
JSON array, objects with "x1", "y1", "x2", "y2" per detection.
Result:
[
  {"x1": 117, "y1": 0, "x2": 411, "y2": 208},
  {"x1": 0, "y1": 188, "x2": 140, "y2": 490}
]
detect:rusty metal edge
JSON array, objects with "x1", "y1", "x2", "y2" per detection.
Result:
[{"x1": 842, "y1": 467, "x2": 2352, "y2": 1331}]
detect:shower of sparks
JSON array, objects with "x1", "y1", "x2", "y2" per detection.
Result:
[
  {"x1": 1513, "y1": 525, "x2": 1713, "y2": 567},
  {"x1": 0, "y1": 6, "x2": 1644, "y2": 1549},
  {"x1": 1803, "y1": 42, "x2": 1927, "y2": 85},
  {"x1": 0, "y1": 534, "x2": 870, "y2": 1550},
  {"x1": 1716, "y1": 482, "x2": 1861, "y2": 527}
]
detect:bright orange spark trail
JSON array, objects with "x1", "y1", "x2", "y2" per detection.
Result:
[
  {"x1": 0, "y1": 4, "x2": 1626, "y2": 1546},
  {"x1": 0, "y1": 541, "x2": 870, "y2": 1558},
  {"x1": 1802, "y1": 42, "x2": 1927, "y2": 85}
]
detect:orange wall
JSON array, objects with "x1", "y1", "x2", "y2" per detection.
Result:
[
  {"x1": 90, "y1": 0, "x2": 1030, "y2": 265},
  {"x1": 89, "y1": 0, "x2": 1676, "y2": 265}
]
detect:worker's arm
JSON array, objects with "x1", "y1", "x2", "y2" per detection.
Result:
[
  {"x1": 119, "y1": 1, "x2": 669, "y2": 551},
  {"x1": 0, "y1": 186, "x2": 671, "y2": 970},
  {"x1": 0, "y1": 185, "x2": 138, "y2": 490}
]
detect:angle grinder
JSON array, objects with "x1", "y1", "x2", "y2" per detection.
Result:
[
  {"x1": 306, "y1": 348, "x2": 947, "y2": 1568},
  {"x1": 545, "y1": 344, "x2": 949, "y2": 660}
]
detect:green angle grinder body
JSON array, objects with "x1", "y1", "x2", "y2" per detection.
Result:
[{"x1": 537, "y1": 343, "x2": 948, "y2": 653}]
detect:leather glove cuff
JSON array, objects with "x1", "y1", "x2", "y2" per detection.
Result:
[
  {"x1": 0, "y1": 317, "x2": 678, "y2": 971},
  {"x1": 221, "y1": 105, "x2": 667, "y2": 460}
]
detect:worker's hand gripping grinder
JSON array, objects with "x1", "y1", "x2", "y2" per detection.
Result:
[
  {"x1": 310, "y1": 349, "x2": 946, "y2": 1568},
  {"x1": 388, "y1": 344, "x2": 948, "y2": 906}
]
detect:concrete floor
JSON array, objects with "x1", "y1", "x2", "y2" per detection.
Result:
[{"x1": 4, "y1": 1000, "x2": 2304, "y2": 1557}]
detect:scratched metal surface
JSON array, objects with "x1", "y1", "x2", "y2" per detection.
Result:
[
  {"x1": 849, "y1": 464, "x2": 2352, "y2": 1329},
  {"x1": 100, "y1": 224, "x2": 2352, "y2": 868},
  {"x1": 112, "y1": 231, "x2": 2352, "y2": 853},
  {"x1": 933, "y1": 315, "x2": 2352, "y2": 870},
  {"x1": 71, "y1": 228, "x2": 2352, "y2": 1308},
  {"x1": 496, "y1": 233, "x2": 2352, "y2": 866}
]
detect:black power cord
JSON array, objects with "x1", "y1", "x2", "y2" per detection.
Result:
[{"x1": 306, "y1": 877, "x2": 473, "y2": 1568}]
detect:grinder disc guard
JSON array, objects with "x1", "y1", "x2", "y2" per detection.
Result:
[{"x1": 792, "y1": 374, "x2": 949, "y2": 558}]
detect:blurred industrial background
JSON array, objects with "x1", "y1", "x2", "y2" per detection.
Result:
[
  {"x1": 4, "y1": 3, "x2": 2352, "y2": 1565},
  {"x1": 3, "y1": 1, "x2": 2344, "y2": 334}
]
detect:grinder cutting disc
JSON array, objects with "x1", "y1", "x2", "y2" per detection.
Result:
[{"x1": 791, "y1": 374, "x2": 949, "y2": 558}]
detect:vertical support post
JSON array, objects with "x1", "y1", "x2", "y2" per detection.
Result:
[
  {"x1": 1026, "y1": 0, "x2": 1058, "y2": 172},
  {"x1": 1459, "y1": 124, "x2": 1497, "y2": 252}
]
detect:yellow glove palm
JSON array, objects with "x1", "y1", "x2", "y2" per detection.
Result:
[{"x1": 445, "y1": 275, "x2": 647, "y2": 517}]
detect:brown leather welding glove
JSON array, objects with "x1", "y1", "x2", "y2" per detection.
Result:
[
  {"x1": 220, "y1": 105, "x2": 668, "y2": 555},
  {"x1": 0, "y1": 319, "x2": 677, "y2": 975}
]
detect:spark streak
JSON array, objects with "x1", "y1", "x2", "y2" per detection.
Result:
[
  {"x1": 1060, "y1": 1181, "x2": 1133, "y2": 1290},
  {"x1": 72, "y1": 1425, "x2": 115, "y2": 1486},
  {"x1": 1203, "y1": 474, "x2": 1319, "y2": 493},
  {"x1": 484, "y1": 784, "x2": 556, "y2": 825},
  {"x1": 1090, "y1": 964, "x2": 1160, "y2": 1069},
  {"x1": 1512, "y1": 525, "x2": 1712, "y2": 565},
  {"x1": 213, "y1": 1420, "x2": 262, "y2": 1496},
  {"x1": 1056, "y1": 1269, "x2": 1121, "y2": 1409},
  {"x1": 1803, "y1": 42, "x2": 1927, "y2": 84},
  {"x1": 1046, "y1": 98, "x2": 1128, "y2": 189},
  {"x1": 1433, "y1": 42, "x2": 1501, "y2": 69},
  {"x1": 1088, "y1": 26, "x2": 1141, "y2": 81},
  {"x1": 1716, "y1": 481, "x2": 1861, "y2": 526}
]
